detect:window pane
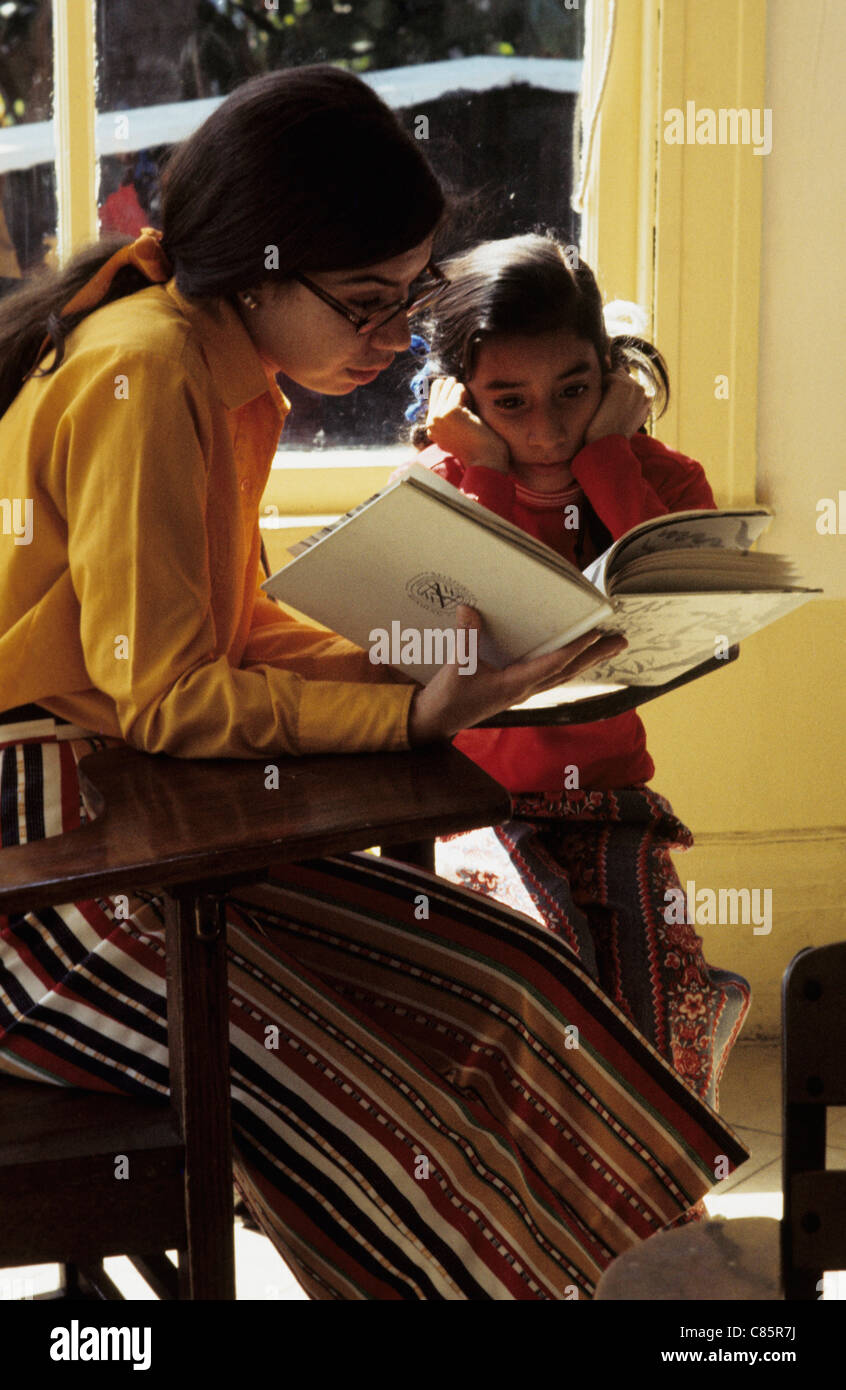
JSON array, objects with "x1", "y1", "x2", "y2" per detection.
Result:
[
  {"x1": 93, "y1": 1, "x2": 584, "y2": 446},
  {"x1": 0, "y1": 0, "x2": 56, "y2": 283}
]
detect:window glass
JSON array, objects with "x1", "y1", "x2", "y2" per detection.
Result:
[
  {"x1": 93, "y1": 0, "x2": 584, "y2": 446},
  {"x1": 0, "y1": 0, "x2": 55, "y2": 285}
]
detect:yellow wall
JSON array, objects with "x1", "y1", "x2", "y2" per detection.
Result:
[
  {"x1": 583, "y1": 0, "x2": 846, "y2": 1036},
  {"x1": 755, "y1": 0, "x2": 846, "y2": 602}
]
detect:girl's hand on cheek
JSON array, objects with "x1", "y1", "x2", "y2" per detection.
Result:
[
  {"x1": 424, "y1": 377, "x2": 511, "y2": 472},
  {"x1": 583, "y1": 368, "x2": 651, "y2": 446}
]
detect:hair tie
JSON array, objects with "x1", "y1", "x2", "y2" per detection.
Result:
[
  {"x1": 405, "y1": 332, "x2": 433, "y2": 423},
  {"x1": 603, "y1": 298, "x2": 649, "y2": 338},
  {"x1": 26, "y1": 227, "x2": 173, "y2": 378}
]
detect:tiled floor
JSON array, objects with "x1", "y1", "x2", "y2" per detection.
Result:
[
  {"x1": 707, "y1": 1038, "x2": 786, "y2": 1205},
  {"x1": 4, "y1": 1041, "x2": 844, "y2": 1300}
]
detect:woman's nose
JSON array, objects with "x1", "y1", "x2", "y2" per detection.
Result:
[{"x1": 370, "y1": 311, "x2": 412, "y2": 353}]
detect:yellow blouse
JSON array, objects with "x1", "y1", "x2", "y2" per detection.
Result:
[{"x1": 0, "y1": 280, "x2": 414, "y2": 757}]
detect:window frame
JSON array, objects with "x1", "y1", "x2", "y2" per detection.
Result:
[
  {"x1": 53, "y1": 0, "x2": 97, "y2": 254},
  {"x1": 48, "y1": 0, "x2": 766, "y2": 513},
  {"x1": 580, "y1": 0, "x2": 767, "y2": 506}
]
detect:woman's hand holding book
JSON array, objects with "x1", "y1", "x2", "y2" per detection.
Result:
[{"x1": 407, "y1": 608, "x2": 627, "y2": 744}]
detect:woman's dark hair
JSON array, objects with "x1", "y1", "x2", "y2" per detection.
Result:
[
  {"x1": 411, "y1": 232, "x2": 669, "y2": 446},
  {"x1": 0, "y1": 65, "x2": 444, "y2": 416}
]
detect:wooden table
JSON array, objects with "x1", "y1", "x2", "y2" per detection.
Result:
[{"x1": 0, "y1": 742, "x2": 511, "y2": 1298}]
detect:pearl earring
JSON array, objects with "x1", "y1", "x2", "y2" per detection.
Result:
[{"x1": 240, "y1": 291, "x2": 258, "y2": 310}]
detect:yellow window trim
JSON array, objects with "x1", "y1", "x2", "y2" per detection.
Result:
[
  {"x1": 581, "y1": 0, "x2": 767, "y2": 506},
  {"x1": 54, "y1": 0, "x2": 98, "y2": 259}
]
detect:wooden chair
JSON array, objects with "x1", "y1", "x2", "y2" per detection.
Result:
[
  {"x1": 0, "y1": 742, "x2": 510, "y2": 1300},
  {"x1": 594, "y1": 941, "x2": 846, "y2": 1301}
]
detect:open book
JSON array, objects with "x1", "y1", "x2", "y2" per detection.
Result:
[{"x1": 262, "y1": 463, "x2": 820, "y2": 702}]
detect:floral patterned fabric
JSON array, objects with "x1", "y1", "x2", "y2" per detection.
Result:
[{"x1": 437, "y1": 786, "x2": 750, "y2": 1113}]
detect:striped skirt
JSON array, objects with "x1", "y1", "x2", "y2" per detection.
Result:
[{"x1": 0, "y1": 711, "x2": 748, "y2": 1300}]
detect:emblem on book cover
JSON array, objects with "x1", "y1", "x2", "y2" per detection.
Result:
[{"x1": 406, "y1": 572, "x2": 476, "y2": 614}]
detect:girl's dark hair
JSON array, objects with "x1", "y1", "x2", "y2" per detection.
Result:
[
  {"x1": 411, "y1": 232, "x2": 669, "y2": 446},
  {"x1": 0, "y1": 65, "x2": 444, "y2": 417}
]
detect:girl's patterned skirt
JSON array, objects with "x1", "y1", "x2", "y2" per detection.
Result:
[
  {"x1": 437, "y1": 789, "x2": 752, "y2": 1113},
  {"x1": 0, "y1": 709, "x2": 748, "y2": 1300}
]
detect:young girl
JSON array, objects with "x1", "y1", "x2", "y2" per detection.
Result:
[
  {"x1": 403, "y1": 233, "x2": 751, "y2": 1113},
  {"x1": 0, "y1": 86, "x2": 746, "y2": 1301}
]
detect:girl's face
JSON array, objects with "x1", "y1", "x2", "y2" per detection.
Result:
[
  {"x1": 236, "y1": 235, "x2": 434, "y2": 393},
  {"x1": 466, "y1": 328, "x2": 607, "y2": 490}
]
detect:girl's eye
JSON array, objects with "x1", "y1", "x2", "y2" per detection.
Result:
[
  {"x1": 349, "y1": 297, "x2": 386, "y2": 313},
  {"x1": 492, "y1": 384, "x2": 590, "y2": 411}
]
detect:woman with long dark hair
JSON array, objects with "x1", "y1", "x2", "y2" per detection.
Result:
[{"x1": 0, "y1": 69, "x2": 745, "y2": 1299}]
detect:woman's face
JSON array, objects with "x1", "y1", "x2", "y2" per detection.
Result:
[
  {"x1": 236, "y1": 235, "x2": 434, "y2": 393},
  {"x1": 466, "y1": 328, "x2": 607, "y2": 490}
]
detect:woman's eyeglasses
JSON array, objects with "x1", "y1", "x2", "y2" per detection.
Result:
[{"x1": 292, "y1": 262, "x2": 448, "y2": 334}]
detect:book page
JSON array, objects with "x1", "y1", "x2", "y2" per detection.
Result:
[
  {"x1": 579, "y1": 590, "x2": 816, "y2": 685},
  {"x1": 287, "y1": 488, "x2": 387, "y2": 557},
  {"x1": 585, "y1": 509, "x2": 774, "y2": 591},
  {"x1": 509, "y1": 680, "x2": 627, "y2": 710},
  {"x1": 610, "y1": 549, "x2": 796, "y2": 594}
]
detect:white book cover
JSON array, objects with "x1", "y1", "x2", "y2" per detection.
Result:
[{"x1": 265, "y1": 467, "x2": 609, "y2": 683}]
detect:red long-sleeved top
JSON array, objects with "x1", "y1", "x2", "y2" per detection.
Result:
[{"x1": 404, "y1": 434, "x2": 716, "y2": 792}]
